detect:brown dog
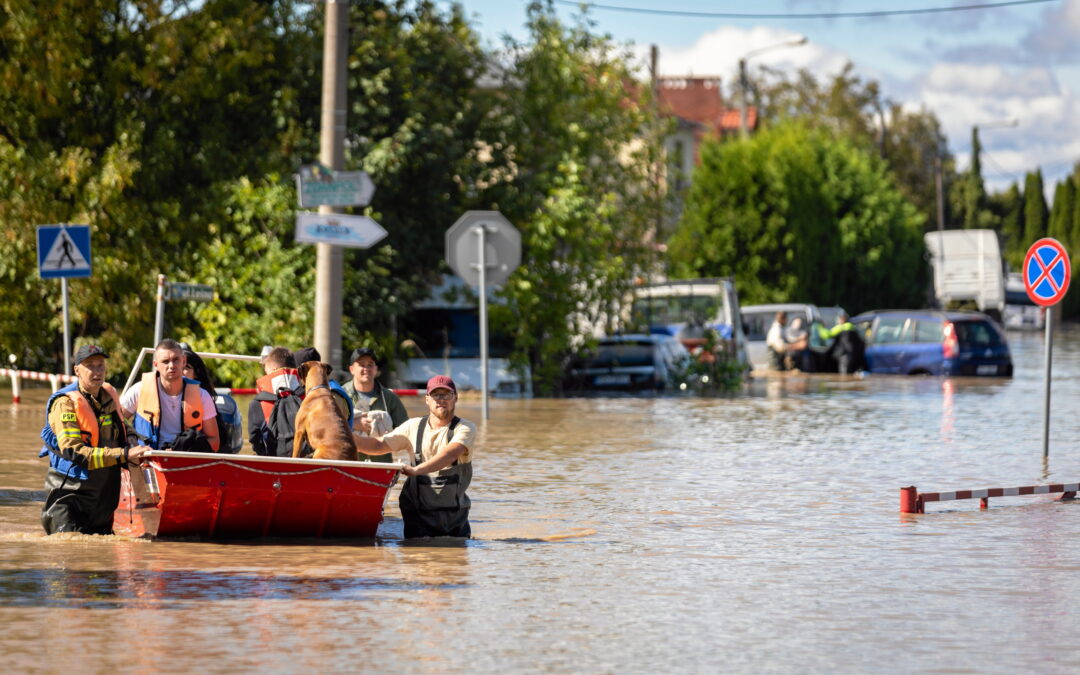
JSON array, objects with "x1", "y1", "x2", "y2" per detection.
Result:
[{"x1": 292, "y1": 361, "x2": 358, "y2": 461}]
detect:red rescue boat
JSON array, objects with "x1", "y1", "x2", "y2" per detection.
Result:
[{"x1": 114, "y1": 451, "x2": 400, "y2": 539}]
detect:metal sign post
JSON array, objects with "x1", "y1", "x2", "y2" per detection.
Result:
[
  {"x1": 154, "y1": 274, "x2": 167, "y2": 347},
  {"x1": 445, "y1": 211, "x2": 522, "y2": 419},
  {"x1": 476, "y1": 225, "x2": 490, "y2": 420},
  {"x1": 1022, "y1": 238, "x2": 1071, "y2": 458},
  {"x1": 37, "y1": 224, "x2": 92, "y2": 373}
]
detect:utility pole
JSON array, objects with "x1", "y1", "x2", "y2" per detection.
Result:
[{"x1": 314, "y1": 0, "x2": 349, "y2": 367}]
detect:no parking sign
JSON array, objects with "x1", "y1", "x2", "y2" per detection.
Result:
[{"x1": 1023, "y1": 238, "x2": 1070, "y2": 307}]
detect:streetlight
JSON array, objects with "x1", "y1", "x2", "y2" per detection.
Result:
[{"x1": 738, "y1": 36, "x2": 808, "y2": 138}]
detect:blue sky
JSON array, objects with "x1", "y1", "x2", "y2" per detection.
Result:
[{"x1": 447, "y1": 0, "x2": 1080, "y2": 196}]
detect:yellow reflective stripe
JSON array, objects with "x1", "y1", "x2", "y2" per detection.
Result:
[
  {"x1": 90, "y1": 448, "x2": 102, "y2": 470},
  {"x1": 100, "y1": 417, "x2": 113, "y2": 427},
  {"x1": 61, "y1": 430, "x2": 82, "y2": 438}
]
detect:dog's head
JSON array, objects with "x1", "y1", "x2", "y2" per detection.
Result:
[{"x1": 298, "y1": 360, "x2": 332, "y2": 386}]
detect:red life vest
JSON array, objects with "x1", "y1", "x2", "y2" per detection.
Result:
[{"x1": 255, "y1": 367, "x2": 300, "y2": 419}]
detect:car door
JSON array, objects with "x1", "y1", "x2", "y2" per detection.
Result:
[{"x1": 866, "y1": 316, "x2": 909, "y2": 373}]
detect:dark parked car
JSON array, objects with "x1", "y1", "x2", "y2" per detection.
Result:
[
  {"x1": 564, "y1": 334, "x2": 690, "y2": 392},
  {"x1": 850, "y1": 309, "x2": 1012, "y2": 376}
]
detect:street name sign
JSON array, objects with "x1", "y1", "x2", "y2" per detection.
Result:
[
  {"x1": 296, "y1": 165, "x2": 375, "y2": 208},
  {"x1": 37, "y1": 224, "x2": 91, "y2": 279},
  {"x1": 295, "y1": 212, "x2": 387, "y2": 249},
  {"x1": 168, "y1": 282, "x2": 215, "y2": 303},
  {"x1": 1023, "y1": 238, "x2": 1070, "y2": 307}
]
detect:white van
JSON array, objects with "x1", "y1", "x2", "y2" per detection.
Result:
[{"x1": 741, "y1": 303, "x2": 836, "y2": 371}]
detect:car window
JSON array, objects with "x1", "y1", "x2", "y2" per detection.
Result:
[
  {"x1": 955, "y1": 320, "x2": 1004, "y2": 347},
  {"x1": 913, "y1": 319, "x2": 943, "y2": 343},
  {"x1": 854, "y1": 320, "x2": 874, "y2": 343},
  {"x1": 872, "y1": 317, "x2": 909, "y2": 344},
  {"x1": 588, "y1": 342, "x2": 655, "y2": 368},
  {"x1": 742, "y1": 312, "x2": 774, "y2": 340}
]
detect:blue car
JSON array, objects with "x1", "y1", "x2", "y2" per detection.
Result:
[{"x1": 850, "y1": 310, "x2": 1013, "y2": 376}]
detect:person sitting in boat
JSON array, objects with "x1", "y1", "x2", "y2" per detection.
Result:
[
  {"x1": 342, "y1": 346, "x2": 407, "y2": 462},
  {"x1": 180, "y1": 345, "x2": 243, "y2": 453},
  {"x1": 354, "y1": 375, "x2": 476, "y2": 539},
  {"x1": 120, "y1": 339, "x2": 220, "y2": 452},
  {"x1": 248, "y1": 346, "x2": 299, "y2": 456},
  {"x1": 39, "y1": 344, "x2": 152, "y2": 534}
]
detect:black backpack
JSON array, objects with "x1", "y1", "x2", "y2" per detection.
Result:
[{"x1": 264, "y1": 389, "x2": 311, "y2": 458}]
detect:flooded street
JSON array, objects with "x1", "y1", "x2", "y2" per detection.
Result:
[{"x1": 4, "y1": 329, "x2": 1080, "y2": 672}]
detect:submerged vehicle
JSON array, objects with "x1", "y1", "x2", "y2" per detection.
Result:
[
  {"x1": 628, "y1": 277, "x2": 750, "y2": 369},
  {"x1": 1002, "y1": 272, "x2": 1045, "y2": 331},
  {"x1": 850, "y1": 309, "x2": 1013, "y2": 377},
  {"x1": 115, "y1": 348, "x2": 400, "y2": 538},
  {"x1": 564, "y1": 334, "x2": 690, "y2": 392}
]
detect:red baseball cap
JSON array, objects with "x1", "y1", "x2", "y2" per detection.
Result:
[{"x1": 426, "y1": 375, "x2": 457, "y2": 394}]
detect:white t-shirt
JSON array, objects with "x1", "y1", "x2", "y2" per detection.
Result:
[
  {"x1": 381, "y1": 416, "x2": 476, "y2": 466},
  {"x1": 766, "y1": 321, "x2": 787, "y2": 353},
  {"x1": 121, "y1": 380, "x2": 217, "y2": 445}
]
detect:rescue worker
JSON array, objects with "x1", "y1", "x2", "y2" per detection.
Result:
[
  {"x1": 354, "y1": 375, "x2": 476, "y2": 538},
  {"x1": 39, "y1": 344, "x2": 152, "y2": 534},
  {"x1": 120, "y1": 339, "x2": 220, "y2": 451},
  {"x1": 342, "y1": 346, "x2": 408, "y2": 462},
  {"x1": 819, "y1": 311, "x2": 866, "y2": 374}
]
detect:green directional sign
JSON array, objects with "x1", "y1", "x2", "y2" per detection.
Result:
[{"x1": 296, "y1": 165, "x2": 375, "y2": 208}]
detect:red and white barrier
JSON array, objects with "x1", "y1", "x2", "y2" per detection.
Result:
[
  {"x1": 901, "y1": 482, "x2": 1080, "y2": 513},
  {"x1": 0, "y1": 367, "x2": 77, "y2": 403}
]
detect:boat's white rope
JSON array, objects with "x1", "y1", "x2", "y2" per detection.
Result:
[{"x1": 149, "y1": 460, "x2": 396, "y2": 489}]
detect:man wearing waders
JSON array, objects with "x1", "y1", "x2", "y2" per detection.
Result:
[
  {"x1": 39, "y1": 344, "x2": 152, "y2": 534},
  {"x1": 354, "y1": 375, "x2": 476, "y2": 538}
]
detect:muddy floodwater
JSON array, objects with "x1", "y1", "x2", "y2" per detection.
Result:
[{"x1": 4, "y1": 330, "x2": 1080, "y2": 672}]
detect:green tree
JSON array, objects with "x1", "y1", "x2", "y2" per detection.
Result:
[
  {"x1": 0, "y1": 0, "x2": 317, "y2": 371},
  {"x1": 1023, "y1": 170, "x2": 1049, "y2": 244},
  {"x1": 481, "y1": 2, "x2": 664, "y2": 393},
  {"x1": 667, "y1": 120, "x2": 926, "y2": 313},
  {"x1": 1048, "y1": 178, "x2": 1075, "y2": 245},
  {"x1": 756, "y1": 63, "x2": 953, "y2": 232}
]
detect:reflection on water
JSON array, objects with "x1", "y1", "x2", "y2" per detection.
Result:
[
  {"x1": 3, "y1": 329, "x2": 1080, "y2": 671},
  {"x1": 0, "y1": 569, "x2": 465, "y2": 609}
]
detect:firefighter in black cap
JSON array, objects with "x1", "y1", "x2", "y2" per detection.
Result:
[{"x1": 38, "y1": 344, "x2": 151, "y2": 534}]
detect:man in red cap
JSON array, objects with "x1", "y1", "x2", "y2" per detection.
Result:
[{"x1": 355, "y1": 374, "x2": 476, "y2": 538}]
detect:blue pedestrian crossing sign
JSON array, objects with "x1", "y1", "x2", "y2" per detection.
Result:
[
  {"x1": 1023, "y1": 237, "x2": 1070, "y2": 307},
  {"x1": 37, "y1": 224, "x2": 91, "y2": 279}
]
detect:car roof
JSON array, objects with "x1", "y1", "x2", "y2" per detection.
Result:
[
  {"x1": 851, "y1": 309, "x2": 995, "y2": 322},
  {"x1": 741, "y1": 303, "x2": 818, "y2": 312},
  {"x1": 598, "y1": 333, "x2": 671, "y2": 344}
]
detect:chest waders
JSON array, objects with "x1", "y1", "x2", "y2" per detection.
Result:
[{"x1": 398, "y1": 416, "x2": 471, "y2": 538}]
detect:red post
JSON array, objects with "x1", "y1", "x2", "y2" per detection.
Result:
[{"x1": 900, "y1": 486, "x2": 920, "y2": 513}]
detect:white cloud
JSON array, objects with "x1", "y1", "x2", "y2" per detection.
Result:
[{"x1": 644, "y1": 25, "x2": 849, "y2": 97}]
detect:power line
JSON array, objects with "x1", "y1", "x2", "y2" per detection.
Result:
[{"x1": 551, "y1": 0, "x2": 1056, "y2": 20}]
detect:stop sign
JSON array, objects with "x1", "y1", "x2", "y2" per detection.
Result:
[{"x1": 445, "y1": 211, "x2": 521, "y2": 287}]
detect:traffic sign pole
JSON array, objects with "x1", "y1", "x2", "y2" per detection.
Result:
[
  {"x1": 1022, "y1": 238, "x2": 1071, "y2": 458},
  {"x1": 61, "y1": 278, "x2": 71, "y2": 375},
  {"x1": 154, "y1": 274, "x2": 166, "y2": 347},
  {"x1": 475, "y1": 225, "x2": 490, "y2": 421},
  {"x1": 1043, "y1": 307, "x2": 1053, "y2": 458}
]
